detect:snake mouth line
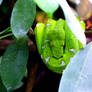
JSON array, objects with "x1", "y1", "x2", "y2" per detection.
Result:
[{"x1": 52, "y1": 56, "x2": 63, "y2": 60}]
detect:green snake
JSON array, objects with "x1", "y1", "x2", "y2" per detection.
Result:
[{"x1": 34, "y1": 18, "x2": 85, "y2": 74}]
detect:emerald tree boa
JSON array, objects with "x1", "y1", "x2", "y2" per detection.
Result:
[{"x1": 34, "y1": 18, "x2": 85, "y2": 74}]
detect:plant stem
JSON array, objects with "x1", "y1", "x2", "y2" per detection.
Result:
[
  {"x1": 26, "y1": 64, "x2": 39, "y2": 92},
  {"x1": 0, "y1": 33, "x2": 13, "y2": 39},
  {"x1": 0, "y1": 30, "x2": 6, "y2": 35},
  {"x1": 0, "y1": 27, "x2": 11, "y2": 35}
]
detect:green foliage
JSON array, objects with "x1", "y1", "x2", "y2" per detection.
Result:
[
  {"x1": 0, "y1": 77, "x2": 7, "y2": 92},
  {"x1": 34, "y1": 18, "x2": 84, "y2": 74},
  {"x1": 0, "y1": 36, "x2": 28, "y2": 91},
  {"x1": 11, "y1": 0, "x2": 36, "y2": 38},
  {"x1": 0, "y1": 0, "x2": 36, "y2": 91},
  {"x1": 34, "y1": 0, "x2": 59, "y2": 18},
  {"x1": 59, "y1": 42, "x2": 92, "y2": 92},
  {"x1": 0, "y1": 0, "x2": 92, "y2": 91}
]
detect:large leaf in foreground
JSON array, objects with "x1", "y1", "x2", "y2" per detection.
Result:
[
  {"x1": 11, "y1": 0, "x2": 36, "y2": 38},
  {"x1": 0, "y1": 36, "x2": 28, "y2": 90},
  {"x1": 59, "y1": 42, "x2": 92, "y2": 92},
  {"x1": 34, "y1": 0, "x2": 59, "y2": 18}
]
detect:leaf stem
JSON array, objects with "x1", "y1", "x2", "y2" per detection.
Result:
[
  {"x1": 0, "y1": 30, "x2": 6, "y2": 35},
  {"x1": 0, "y1": 33, "x2": 13, "y2": 39},
  {"x1": 0, "y1": 27, "x2": 11, "y2": 35}
]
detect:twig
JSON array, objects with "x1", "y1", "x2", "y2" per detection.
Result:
[
  {"x1": 0, "y1": 39, "x2": 36, "y2": 52},
  {"x1": 26, "y1": 64, "x2": 39, "y2": 92}
]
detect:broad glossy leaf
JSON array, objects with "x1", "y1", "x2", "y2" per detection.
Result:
[
  {"x1": 9, "y1": 81, "x2": 23, "y2": 91},
  {"x1": 59, "y1": 42, "x2": 92, "y2": 92},
  {"x1": 34, "y1": 0, "x2": 59, "y2": 18},
  {"x1": 0, "y1": 36, "x2": 28, "y2": 90},
  {"x1": 11, "y1": 0, "x2": 36, "y2": 38},
  {"x1": 0, "y1": 78, "x2": 7, "y2": 92}
]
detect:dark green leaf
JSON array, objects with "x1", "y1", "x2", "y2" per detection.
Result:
[
  {"x1": 10, "y1": 81, "x2": 23, "y2": 91},
  {"x1": 0, "y1": 36, "x2": 28, "y2": 91},
  {"x1": 34, "y1": 0, "x2": 59, "y2": 18},
  {"x1": 11, "y1": 0, "x2": 36, "y2": 38},
  {"x1": 0, "y1": 77, "x2": 7, "y2": 92},
  {"x1": 59, "y1": 42, "x2": 92, "y2": 92}
]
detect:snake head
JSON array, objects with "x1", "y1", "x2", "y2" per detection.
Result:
[{"x1": 35, "y1": 18, "x2": 85, "y2": 74}]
